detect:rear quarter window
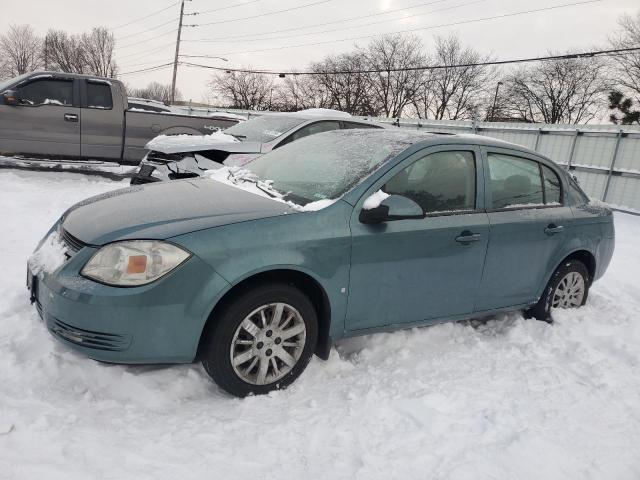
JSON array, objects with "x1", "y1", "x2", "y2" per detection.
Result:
[{"x1": 86, "y1": 82, "x2": 113, "y2": 109}]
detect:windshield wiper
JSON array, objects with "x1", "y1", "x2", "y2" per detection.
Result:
[{"x1": 227, "y1": 170, "x2": 281, "y2": 198}]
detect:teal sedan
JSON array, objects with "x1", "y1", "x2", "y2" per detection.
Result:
[{"x1": 28, "y1": 129, "x2": 615, "y2": 397}]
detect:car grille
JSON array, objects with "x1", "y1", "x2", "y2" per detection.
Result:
[
  {"x1": 51, "y1": 318, "x2": 132, "y2": 351},
  {"x1": 147, "y1": 151, "x2": 185, "y2": 162},
  {"x1": 60, "y1": 228, "x2": 86, "y2": 254}
]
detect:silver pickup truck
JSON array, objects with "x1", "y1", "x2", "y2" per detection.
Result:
[{"x1": 0, "y1": 71, "x2": 239, "y2": 165}]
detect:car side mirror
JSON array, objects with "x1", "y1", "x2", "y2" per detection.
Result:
[
  {"x1": 2, "y1": 90, "x2": 18, "y2": 106},
  {"x1": 359, "y1": 193, "x2": 424, "y2": 224}
]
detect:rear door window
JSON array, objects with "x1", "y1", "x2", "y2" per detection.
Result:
[
  {"x1": 17, "y1": 78, "x2": 73, "y2": 107},
  {"x1": 487, "y1": 153, "x2": 544, "y2": 208},
  {"x1": 86, "y1": 81, "x2": 113, "y2": 109},
  {"x1": 541, "y1": 164, "x2": 562, "y2": 204}
]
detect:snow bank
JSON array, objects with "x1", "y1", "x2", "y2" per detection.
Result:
[
  {"x1": 362, "y1": 189, "x2": 390, "y2": 210},
  {"x1": 145, "y1": 130, "x2": 238, "y2": 151}
]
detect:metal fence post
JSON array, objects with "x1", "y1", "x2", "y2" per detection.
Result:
[
  {"x1": 533, "y1": 128, "x2": 542, "y2": 152},
  {"x1": 602, "y1": 129, "x2": 624, "y2": 202},
  {"x1": 566, "y1": 129, "x2": 580, "y2": 170}
]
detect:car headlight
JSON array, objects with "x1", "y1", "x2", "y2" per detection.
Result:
[{"x1": 81, "y1": 241, "x2": 190, "y2": 286}]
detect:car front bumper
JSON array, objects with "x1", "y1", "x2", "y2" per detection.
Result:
[{"x1": 31, "y1": 246, "x2": 230, "y2": 364}]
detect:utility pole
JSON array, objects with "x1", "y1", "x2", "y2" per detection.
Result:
[
  {"x1": 170, "y1": 0, "x2": 186, "y2": 104},
  {"x1": 489, "y1": 81, "x2": 503, "y2": 122}
]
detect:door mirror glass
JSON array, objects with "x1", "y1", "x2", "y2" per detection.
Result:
[
  {"x1": 2, "y1": 90, "x2": 18, "y2": 106},
  {"x1": 383, "y1": 194, "x2": 424, "y2": 217},
  {"x1": 359, "y1": 193, "x2": 423, "y2": 224}
]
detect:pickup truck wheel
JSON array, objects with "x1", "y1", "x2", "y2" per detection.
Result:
[
  {"x1": 201, "y1": 284, "x2": 318, "y2": 397},
  {"x1": 525, "y1": 259, "x2": 590, "y2": 322}
]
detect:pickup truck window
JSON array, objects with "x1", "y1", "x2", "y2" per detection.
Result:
[
  {"x1": 17, "y1": 79, "x2": 73, "y2": 107},
  {"x1": 87, "y1": 81, "x2": 113, "y2": 110}
]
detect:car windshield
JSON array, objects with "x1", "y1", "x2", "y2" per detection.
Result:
[
  {"x1": 243, "y1": 129, "x2": 423, "y2": 205},
  {"x1": 224, "y1": 115, "x2": 306, "y2": 142}
]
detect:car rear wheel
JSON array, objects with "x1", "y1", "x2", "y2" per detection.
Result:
[
  {"x1": 201, "y1": 283, "x2": 318, "y2": 397},
  {"x1": 525, "y1": 259, "x2": 590, "y2": 322}
]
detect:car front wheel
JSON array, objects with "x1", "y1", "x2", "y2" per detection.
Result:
[
  {"x1": 525, "y1": 259, "x2": 590, "y2": 322},
  {"x1": 201, "y1": 283, "x2": 318, "y2": 397}
]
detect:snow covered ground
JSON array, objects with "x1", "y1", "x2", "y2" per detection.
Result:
[{"x1": 1, "y1": 169, "x2": 639, "y2": 480}]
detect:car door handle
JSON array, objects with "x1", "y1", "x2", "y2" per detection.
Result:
[
  {"x1": 544, "y1": 224, "x2": 564, "y2": 235},
  {"x1": 64, "y1": 113, "x2": 78, "y2": 122},
  {"x1": 455, "y1": 231, "x2": 482, "y2": 244}
]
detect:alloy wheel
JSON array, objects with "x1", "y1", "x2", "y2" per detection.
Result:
[
  {"x1": 552, "y1": 271, "x2": 586, "y2": 308},
  {"x1": 230, "y1": 303, "x2": 307, "y2": 385}
]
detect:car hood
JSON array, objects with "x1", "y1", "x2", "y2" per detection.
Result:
[{"x1": 61, "y1": 178, "x2": 296, "y2": 245}]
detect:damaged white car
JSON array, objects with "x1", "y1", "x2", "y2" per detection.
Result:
[{"x1": 130, "y1": 111, "x2": 385, "y2": 184}]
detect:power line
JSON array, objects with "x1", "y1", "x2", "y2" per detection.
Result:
[
  {"x1": 178, "y1": 46, "x2": 640, "y2": 76},
  {"x1": 112, "y1": 1, "x2": 180, "y2": 30},
  {"x1": 186, "y1": 0, "x2": 484, "y2": 44},
  {"x1": 186, "y1": 0, "x2": 333, "y2": 27},
  {"x1": 117, "y1": 29, "x2": 178, "y2": 50},
  {"x1": 186, "y1": 0, "x2": 262, "y2": 16},
  {"x1": 119, "y1": 62, "x2": 175, "y2": 76},
  {"x1": 116, "y1": 18, "x2": 177, "y2": 41},
  {"x1": 186, "y1": 0, "x2": 448, "y2": 42},
  {"x1": 192, "y1": 0, "x2": 603, "y2": 57},
  {"x1": 118, "y1": 41, "x2": 176, "y2": 60},
  {"x1": 119, "y1": 57, "x2": 176, "y2": 69}
]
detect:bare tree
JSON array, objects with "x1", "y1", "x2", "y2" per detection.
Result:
[
  {"x1": 504, "y1": 54, "x2": 610, "y2": 124},
  {"x1": 209, "y1": 69, "x2": 274, "y2": 110},
  {"x1": 412, "y1": 35, "x2": 495, "y2": 120},
  {"x1": 275, "y1": 74, "x2": 331, "y2": 111},
  {"x1": 43, "y1": 29, "x2": 87, "y2": 73},
  {"x1": 43, "y1": 27, "x2": 117, "y2": 76},
  {"x1": 0, "y1": 24, "x2": 42, "y2": 78},
  {"x1": 128, "y1": 82, "x2": 181, "y2": 103},
  {"x1": 311, "y1": 52, "x2": 375, "y2": 115},
  {"x1": 609, "y1": 11, "x2": 640, "y2": 103},
  {"x1": 81, "y1": 27, "x2": 117, "y2": 77},
  {"x1": 361, "y1": 34, "x2": 426, "y2": 117}
]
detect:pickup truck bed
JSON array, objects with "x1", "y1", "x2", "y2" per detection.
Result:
[{"x1": 0, "y1": 71, "x2": 239, "y2": 165}]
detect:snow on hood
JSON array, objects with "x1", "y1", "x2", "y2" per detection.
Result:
[
  {"x1": 206, "y1": 166, "x2": 337, "y2": 212},
  {"x1": 145, "y1": 130, "x2": 238, "y2": 152}
]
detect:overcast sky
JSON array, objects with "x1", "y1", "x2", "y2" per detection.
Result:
[{"x1": 2, "y1": 0, "x2": 638, "y2": 101}]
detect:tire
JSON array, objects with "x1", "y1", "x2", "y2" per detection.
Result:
[
  {"x1": 525, "y1": 259, "x2": 590, "y2": 322},
  {"x1": 201, "y1": 283, "x2": 318, "y2": 397}
]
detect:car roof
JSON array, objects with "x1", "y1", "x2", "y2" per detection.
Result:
[
  {"x1": 260, "y1": 112, "x2": 380, "y2": 123},
  {"x1": 308, "y1": 128, "x2": 542, "y2": 157}
]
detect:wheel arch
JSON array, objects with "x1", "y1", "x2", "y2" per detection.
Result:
[
  {"x1": 536, "y1": 249, "x2": 597, "y2": 302},
  {"x1": 197, "y1": 268, "x2": 333, "y2": 361}
]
